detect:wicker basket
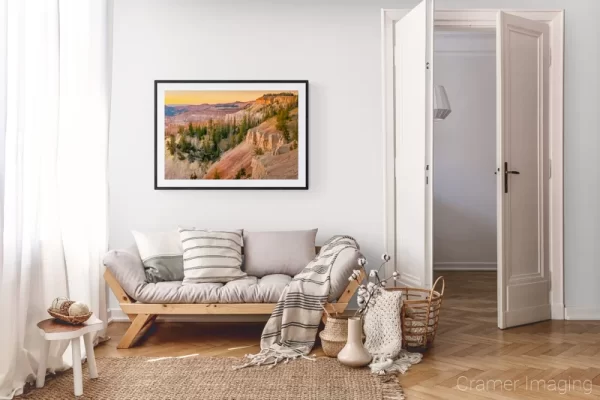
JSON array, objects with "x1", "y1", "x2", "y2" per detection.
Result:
[
  {"x1": 48, "y1": 308, "x2": 93, "y2": 325},
  {"x1": 385, "y1": 276, "x2": 445, "y2": 350},
  {"x1": 319, "y1": 316, "x2": 349, "y2": 357}
]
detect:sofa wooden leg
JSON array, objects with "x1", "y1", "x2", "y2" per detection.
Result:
[{"x1": 117, "y1": 313, "x2": 157, "y2": 349}]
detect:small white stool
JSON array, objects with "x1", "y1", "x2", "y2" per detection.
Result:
[{"x1": 37, "y1": 317, "x2": 104, "y2": 397}]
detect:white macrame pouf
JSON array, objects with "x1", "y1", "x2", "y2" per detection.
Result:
[{"x1": 363, "y1": 286, "x2": 423, "y2": 375}]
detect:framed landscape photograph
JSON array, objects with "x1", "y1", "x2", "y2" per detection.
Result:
[{"x1": 155, "y1": 80, "x2": 308, "y2": 189}]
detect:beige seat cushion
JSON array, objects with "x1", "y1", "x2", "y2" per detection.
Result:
[{"x1": 133, "y1": 274, "x2": 290, "y2": 304}]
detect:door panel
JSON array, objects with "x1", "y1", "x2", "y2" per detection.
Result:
[
  {"x1": 394, "y1": 0, "x2": 433, "y2": 289},
  {"x1": 497, "y1": 12, "x2": 550, "y2": 328}
]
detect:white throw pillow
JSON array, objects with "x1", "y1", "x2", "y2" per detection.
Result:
[
  {"x1": 132, "y1": 230, "x2": 184, "y2": 282},
  {"x1": 179, "y1": 228, "x2": 247, "y2": 284}
]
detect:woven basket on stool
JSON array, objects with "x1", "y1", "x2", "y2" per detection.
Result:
[
  {"x1": 47, "y1": 309, "x2": 93, "y2": 325},
  {"x1": 319, "y1": 316, "x2": 349, "y2": 357}
]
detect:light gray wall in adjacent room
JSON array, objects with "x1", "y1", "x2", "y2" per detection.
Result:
[
  {"x1": 110, "y1": 0, "x2": 600, "y2": 312},
  {"x1": 433, "y1": 32, "x2": 497, "y2": 269}
]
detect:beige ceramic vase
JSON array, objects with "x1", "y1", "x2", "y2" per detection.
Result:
[{"x1": 337, "y1": 316, "x2": 372, "y2": 367}]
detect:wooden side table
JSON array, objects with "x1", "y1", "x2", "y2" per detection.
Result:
[{"x1": 36, "y1": 317, "x2": 104, "y2": 397}]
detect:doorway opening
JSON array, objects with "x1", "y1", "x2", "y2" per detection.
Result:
[
  {"x1": 382, "y1": 7, "x2": 564, "y2": 329},
  {"x1": 432, "y1": 29, "x2": 497, "y2": 319}
]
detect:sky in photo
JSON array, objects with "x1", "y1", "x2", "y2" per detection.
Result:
[{"x1": 165, "y1": 90, "x2": 276, "y2": 105}]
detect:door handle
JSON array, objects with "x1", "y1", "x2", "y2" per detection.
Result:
[{"x1": 504, "y1": 162, "x2": 520, "y2": 193}]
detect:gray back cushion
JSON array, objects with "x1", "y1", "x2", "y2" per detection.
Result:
[{"x1": 243, "y1": 229, "x2": 317, "y2": 277}]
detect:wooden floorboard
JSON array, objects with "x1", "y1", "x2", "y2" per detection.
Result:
[{"x1": 97, "y1": 271, "x2": 600, "y2": 398}]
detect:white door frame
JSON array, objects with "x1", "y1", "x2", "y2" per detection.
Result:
[{"x1": 382, "y1": 9, "x2": 565, "y2": 319}]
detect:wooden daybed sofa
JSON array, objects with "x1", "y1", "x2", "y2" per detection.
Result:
[{"x1": 103, "y1": 245, "x2": 364, "y2": 349}]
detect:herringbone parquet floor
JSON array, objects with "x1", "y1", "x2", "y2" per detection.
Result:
[{"x1": 98, "y1": 271, "x2": 600, "y2": 399}]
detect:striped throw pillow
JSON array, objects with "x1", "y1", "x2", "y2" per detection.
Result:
[{"x1": 179, "y1": 228, "x2": 247, "y2": 284}]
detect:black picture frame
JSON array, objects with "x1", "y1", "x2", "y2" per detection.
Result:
[{"x1": 154, "y1": 80, "x2": 309, "y2": 190}]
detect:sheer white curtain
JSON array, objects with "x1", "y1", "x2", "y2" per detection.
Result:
[{"x1": 0, "y1": 1, "x2": 112, "y2": 398}]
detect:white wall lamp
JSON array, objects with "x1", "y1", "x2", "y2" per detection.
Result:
[{"x1": 433, "y1": 85, "x2": 451, "y2": 121}]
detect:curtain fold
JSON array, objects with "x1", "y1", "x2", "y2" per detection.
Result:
[{"x1": 0, "y1": 1, "x2": 112, "y2": 398}]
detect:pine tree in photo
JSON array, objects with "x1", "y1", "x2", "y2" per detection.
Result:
[{"x1": 276, "y1": 108, "x2": 290, "y2": 141}]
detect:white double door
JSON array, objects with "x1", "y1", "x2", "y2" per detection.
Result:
[{"x1": 394, "y1": 1, "x2": 551, "y2": 328}]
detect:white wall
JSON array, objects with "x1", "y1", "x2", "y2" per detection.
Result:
[
  {"x1": 108, "y1": 0, "x2": 401, "y2": 310},
  {"x1": 433, "y1": 32, "x2": 497, "y2": 270},
  {"x1": 110, "y1": 0, "x2": 600, "y2": 315}
]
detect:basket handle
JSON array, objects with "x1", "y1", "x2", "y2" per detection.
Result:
[{"x1": 431, "y1": 276, "x2": 445, "y2": 297}]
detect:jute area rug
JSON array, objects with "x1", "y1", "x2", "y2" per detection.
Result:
[{"x1": 22, "y1": 357, "x2": 405, "y2": 400}]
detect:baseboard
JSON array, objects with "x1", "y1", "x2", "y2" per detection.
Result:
[
  {"x1": 565, "y1": 307, "x2": 600, "y2": 320},
  {"x1": 551, "y1": 303, "x2": 565, "y2": 320},
  {"x1": 108, "y1": 307, "x2": 124, "y2": 323},
  {"x1": 434, "y1": 262, "x2": 497, "y2": 271}
]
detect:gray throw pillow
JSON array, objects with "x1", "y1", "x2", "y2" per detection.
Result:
[
  {"x1": 132, "y1": 230, "x2": 184, "y2": 283},
  {"x1": 243, "y1": 229, "x2": 318, "y2": 277}
]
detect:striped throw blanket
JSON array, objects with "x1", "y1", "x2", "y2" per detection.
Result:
[{"x1": 236, "y1": 235, "x2": 360, "y2": 369}]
